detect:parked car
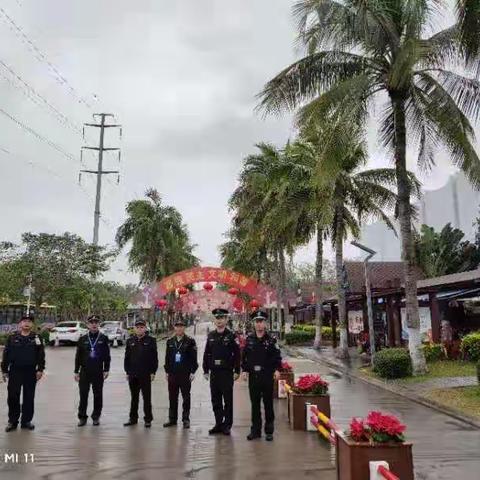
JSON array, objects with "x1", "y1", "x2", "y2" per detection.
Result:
[
  {"x1": 49, "y1": 321, "x2": 88, "y2": 345},
  {"x1": 100, "y1": 321, "x2": 128, "y2": 346}
]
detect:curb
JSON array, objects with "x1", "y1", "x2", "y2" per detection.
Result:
[{"x1": 284, "y1": 345, "x2": 480, "y2": 429}]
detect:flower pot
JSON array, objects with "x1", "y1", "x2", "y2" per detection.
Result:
[
  {"x1": 288, "y1": 392, "x2": 330, "y2": 430},
  {"x1": 274, "y1": 372, "x2": 294, "y2": 399},
  {"x1": 335, "y1": 432, "x2": 414, "y2": 480}
]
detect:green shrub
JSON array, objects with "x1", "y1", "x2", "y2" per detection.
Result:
[
  {"x1": 373, "y1": 348, "x2": 413, "y2": 379},
  {"x1": 422, "y1": 343, "x2": 445, "y2": 362},
  {"x1": 461, "y1": 332, "x2": 480, "y2": 361},
  {"x1": 38, "y1": 329, "x2": 50, "y2": 345},
  {"x1": 285, "y1": 330, "x2": 315, "y2": 345},
  {"x1": 292, "y1": 324, "x2": 316, "y2": 333},
  {"x1": 477, "y1": 361, "x2": 480, "y2": 384},
  {"x1": 321, "y1": 326, "x2": 340, "y2": 341},
  {"x1": 292, "y1": 324, "x2": 340, "y2": 340},
  {"x1": 0, "y1": 333, "x2": 8, "y2": 346}
]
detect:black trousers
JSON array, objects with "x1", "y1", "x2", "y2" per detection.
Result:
[
  {"x1": 168, "y1": 373, "x2": 191, "y2": 422},
  {"x1": 128, "y1": 374, "x2": 153, "y2": 422},
  {"x1": 78, "y1": 370, "x2": 104, "y2": 420},
  {"x1": 210, "y1": 370, "x2": 234, "y2": 428},
  {"x1": 249, "y1": 372, "x2": 275, "y2": 435},
  {"x1": 7, "y1": 367, "x2": 37, "y2": 426}
]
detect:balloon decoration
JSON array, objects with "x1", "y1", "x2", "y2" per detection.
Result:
[
  {"x1": 178, "y1": 286, "x2": 188, "y2": 295},
  {"x1": 228, "y1": 287, "x2": 239, "y2": 296},
  {"x1": 203, "y1": 283, "x2": 213, "y2": 292}
]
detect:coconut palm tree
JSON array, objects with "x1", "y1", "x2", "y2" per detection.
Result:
[
  {"x1": 257, "y1": 0, "x2": 480, "y2": 373},
  {"x1": 116, "y1": 188, "x2": 199, "y2": 283}
]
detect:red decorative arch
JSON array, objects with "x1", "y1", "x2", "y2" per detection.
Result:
[{"x1": 155, "y1": 267, "x2": 259, "y2": 297}]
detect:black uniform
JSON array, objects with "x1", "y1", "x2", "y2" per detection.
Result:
[
  {"x1": 124, "y1": 334, "x2": 158, "y2": 423},
  {"x1": 164, "y1": 334, "x2": 198, "y2": 423},
  {"x1": 241, "y1": 332, "x2": 282, "y2": 436},
  {"x1": 202, "y1": 328, "x2": 240, "y2": 429},
  {"x1": 1, "y1": 332, "x2": 45, "y2": 426},
  {"x1": 74, "y1": 331, "x2": 111, "y2": 421}
]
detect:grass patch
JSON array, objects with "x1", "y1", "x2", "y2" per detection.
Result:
[
  {"x1": 359, "y1": 360, "x2": 476, "y2": 384},
  {"x1": 424, "y1": 386, "x2": 480, "y2": 419}
]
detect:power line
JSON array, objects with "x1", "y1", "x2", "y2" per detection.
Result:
[
  {"x1": 0, "y1": 6, "x2": 93, "y2": 109},
  {"x1": 0, "y1": 58, "x2": 83, "y2": 136}
]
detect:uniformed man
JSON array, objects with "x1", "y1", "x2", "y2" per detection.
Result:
[
  {"x1": 1, "y1": 315, "x2": 45, "y2": 432},
  {"x1": 202, "y1": 308, "x2": 240, "y2": 436},
  {"x1": 74, "y1": 315, "x2": 111, "y2": 427},
  {"x1": 123, "y1": 319, "x2": 158, "y2": 428},
  {"x1": 241, "y1": 310, "x2": 282, "y2": 442},
  {"x1": 163, "y1": 319, "x2": 198, "y2": 429}
]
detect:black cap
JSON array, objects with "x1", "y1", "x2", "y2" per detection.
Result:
[
  {"x1": 134, "y1": 319, "x2": 146, "y2": 326},
  {"x1": 87, "y1": 315, "x2": 100, "y2": 324},
  {"x1": 174, "y1": 319, "x2": 185, "y2": 326},
  {"x1": 212, "y1": 308, "x2": 229, "y2": 318},
  {"x1": 251, "y1": 310, "x2": 268, "y2": 321},
  {"x1": 19, "y1": 315, "x2": 34, "y2": 322}
]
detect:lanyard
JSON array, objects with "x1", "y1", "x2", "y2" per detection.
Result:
[
  {"x1": 88, "y1": 333, "x2": 100, "y2": 351},
  {"x1": 175, "y1": 337, "x2": 184, "y2": 352}
]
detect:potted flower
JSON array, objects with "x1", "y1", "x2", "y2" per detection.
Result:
[
  {"x1": 288, "y1": 374, "x2": 330, "y2": 430},
  {"x1": 274, "y1": 361, "x2": 295, "y2": 399},
  {"x1": 336, "y1": 411, "x2": 414, "y2": 480}
]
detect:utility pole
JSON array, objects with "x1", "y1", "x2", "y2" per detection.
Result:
[{"x1": 80, "y1": 113, "x2": 122, "y2": 245}]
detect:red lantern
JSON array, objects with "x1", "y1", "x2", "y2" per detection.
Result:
[
  {"x1": 203, "y1": 283, "x2": 213, "y2": 292},
  {"x1": 228, "y1": 287, "x2": 239, "y2": 295},
  {"x1": 156, "y1": 299, "x2": 168, "y2": 309},
  {"x1": 178, "y1": 286, "x2": 188, "y2": 295},
  {"x1": 250, "y1": 299, "x2": 261, "y2": 309}
]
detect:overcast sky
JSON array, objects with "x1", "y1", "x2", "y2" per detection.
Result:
[{"x1": 0, "y1": 0, "x2": 463, "y2": 285}]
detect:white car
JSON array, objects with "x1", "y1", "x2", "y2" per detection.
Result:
[
  {"x1": 100, "y1": 321, "x2": 128, "y2": 346},
  {"x1": 49, "y1": 321, "x2": 88, "y2": 345}
]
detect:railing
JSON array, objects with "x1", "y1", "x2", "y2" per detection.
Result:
[
  {"x1": 370, "y1": 461, "x2": 400, "y2": 480},
  {"x1": 309, "y1": 405, "x2": 339, "y2": 445}
]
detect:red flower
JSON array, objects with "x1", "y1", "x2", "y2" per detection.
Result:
[
  {"x1": 292, "y1": 374, "x2": 329, "y2": 395},
  {"x1": 280, "y1": 361, "x2": 293, "y2": 372},
  {"x1": 349, "y1": 418, "x2": 366, "y2": 442}
]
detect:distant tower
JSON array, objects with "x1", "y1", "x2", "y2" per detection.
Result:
[{"x1": 452, "y1": 175, "x2": 461, "y2": 229}]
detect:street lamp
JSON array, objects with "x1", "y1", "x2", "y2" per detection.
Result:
[{"x1": 351, "y1": 241, "x2": 377, "y2": 364}]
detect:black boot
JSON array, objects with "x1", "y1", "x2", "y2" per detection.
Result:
[
  {"x1": 20, "y1": 422, "x2": 35, "y2": 431},
  {"x1": 247, "y1": 432, "x2": 261, "y2": 441},
  {"x1": 163, "y1": 421, "x2": 177, "y2": 428},
  {"x1": 265, "y1": 434, "x2": 274, "y2": 441},
  {"x1": 183, "y1": 420, "x2": 190, "y2": 429},
  {"x1": 92, "y1": 419, "x2": 100, "y2": 426},
  {"x1": 5, "y1": 423, "x2": 17, "y2": 433},
  {"x1": 208, "y1": 425, "x2": 223, "y2": 435},
  {"x1": 123, "y1": 420, "x2": 138, "y2": 427},
  {"x1": 77, "y1": 419, "x2": 87, "y2": 427}
]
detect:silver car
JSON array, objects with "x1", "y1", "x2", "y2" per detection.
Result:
[{"x1": 100, "y1": 321, "x2": 128, "y2": 346}]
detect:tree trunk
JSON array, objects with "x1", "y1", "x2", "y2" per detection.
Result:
[
  {"x1": 314, "y1": 223, "x2": 324, "y2": 349},
  {"x1": 279, "y1": 248, "x2": 288, "y2": 339},
  {"x1": 274, "y1": 250, "x2": 282, "y2": 333},
  {"x1": 391, "y1": 92, "x2": 427, "y2": 375},
  {"x1": 335, "y1": 210, "x2": 349, "y2": 359}
]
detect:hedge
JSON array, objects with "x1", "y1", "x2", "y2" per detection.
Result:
[
  {"x1": 285, "y1": 330, "x2": 315, "y2": 345},
  {"x1": 421, "y1": 343, "x2": 445, "y2": 362},
  {"x1": 373, "y1": 348, "x2": 413, "y2": 379},
  {"x1": 461, "y1": 332, "x2": 480, "y2": 361},
  {"x1": 291, "y1": 324, "x2": 340, "y2": 340}
]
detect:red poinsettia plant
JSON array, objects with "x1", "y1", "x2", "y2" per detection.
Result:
[
  {"x1": 291, "y1": 374, "x2": 329, "y2": 395},
  {"x1": 280, "y1": 361, "x2": 293, "y2": 373},
  {"x1": 349, "y1": 411, "x2": 406, "y2": 443}
]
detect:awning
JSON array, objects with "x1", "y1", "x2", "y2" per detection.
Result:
[{"x1": 436, "y1": 287, "x2": 480, "y2": 301}]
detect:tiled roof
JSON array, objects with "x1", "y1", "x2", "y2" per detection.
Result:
[
  {"x1": 417, "y1": 269, "x2": 480, "y2": 289},
  {"x1": 344, "y1": 261, "x2": 424, "y2": 293}
]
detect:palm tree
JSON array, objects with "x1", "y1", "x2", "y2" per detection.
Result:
[
  {"x1": 116, "y1": 188, "x2": 199, "y2": 283},
  {"x1": 287, "y1": 117, "x2": 415, "y2": 358},
  {"x1": 229, "y1": 144, "x2": 313, "y2": 332},
  {"x1": 258, "y1": 0, "x2": 480, "y2": 373}
]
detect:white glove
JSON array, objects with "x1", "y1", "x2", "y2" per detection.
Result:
[{"x1": 203, "y1": 373, "x2": 210, "y2": 381}]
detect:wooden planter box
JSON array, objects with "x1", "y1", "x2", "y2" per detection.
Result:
[
  {"x1": 335, "y1": 432, "x2": 414, "y2": 480},
  {"x1": 288, "y1": 392, "x2": 330, "y2": 430},
  {"x1": 274, "y1": 372, "x2": 294, "y2": 399}
]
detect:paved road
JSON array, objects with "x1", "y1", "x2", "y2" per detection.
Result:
[
  {"x1": 1, "y1": 324, "x2": 479, "y2": 479},
  {"x1": 0, "y1": 325, "x2": 336, "y2": 480}
]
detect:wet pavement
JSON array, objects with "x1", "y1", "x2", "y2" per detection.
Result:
[{"x1": 0, "y1": 324, "x2": 479, "y2": 479}]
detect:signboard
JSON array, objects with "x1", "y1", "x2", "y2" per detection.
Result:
[
  {"x1": 348, "y1": 310, "x2": 364, "y2": 334},
  {"x1": 401, "y1": 306, "x2": 432, "y2": 341}
]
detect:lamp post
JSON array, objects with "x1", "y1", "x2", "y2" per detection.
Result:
[{"x1": 351, "y1": 241, "x2": 377, "y2": 364}]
